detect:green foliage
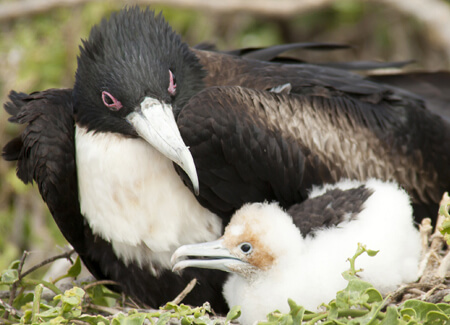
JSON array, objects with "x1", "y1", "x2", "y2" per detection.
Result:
[
  {"x1": 0, "y1": 252, "x2": 228, "y2": 324},
  {"x1": 253, "y1": 244, "x2": 450, "y2": 325},
  {"x1": 1, "y1": 244, "x2": 450, "y2": 324},
  {"x1": 439, "y1": 193, "x2": 450, "y2": 245},
  {"x1": 226, "y1": 305, "x2": 241, "y2": 322}
]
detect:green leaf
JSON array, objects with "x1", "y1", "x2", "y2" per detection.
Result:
[
  {"x1": 21, "y1": 309, "x2": 33, "y2": 324},
  {"x1": 163, "y1": 302, "x2": 179, "y2": 311},
  {"x1": 226, "y1": 305, "x2": 241, "y2": 321},
  {"x1": 264, "y1": 310, "x2": 283, "y2": 323},
  {"x1": 400, "y1": 308, "x2": 416, "y2": 321},
  {"x1": 288, "y1": 299, "x2": 305, "y2": 324},
  {"x1": 31, "y1": 284, "x2": 44, "y2": 323},
  {"x1": 36, "y1": 306, "x2": 60, "y2": 318},
  {"x1": 439, "y1": 200, "x2": 450, "y2": 218},
  {"x1": 425, "y1": 310, "x2": 449, "y2": 323},
  {"x1": 13, "y1": 292, "x2": 34, "y2": 309},
  {"x1": 336, "y1": 278, "x2": 373, "y2": 309},
  {"x1": 402, "y1": 300, "x2": 443, "y2": 321},
  {"x1": 327, "y1": 301, "x2": 339, "y2": 321},
  {"x1": 365, "y1": 288, "x2": 383, "y2": 303},
  {"x1": 59, "y1": 286, "x2": 84, "y2": 315},
  {"x1": 111, "y1": 312, "x2": 148, "y2": 325},
  {"x1": 380, "y1": 306, "x2": 402, "y2": 325},
  {"x1": 274, "y1": 313, "x2": 293, "y2": 325},
  {"x1": 353, "y1": 301, "x2": 384, "y2": 325},
  {"x1": 67, "y1": 256, "x2": 82, "y2": 278},
  {"x1": 436, "y1": 303, "x2": 450, "y2": 315},
  {"x1": 8, "y1": 260, "x2": 21, "y2": 270},
  {"x1": 178, "y1": 304, "x2": 194, "y2": 317},
  {"x1": 79, "y1": 314, "x2": 110, "y2": 325},
  {"x1": 156, "y1": 312, "x2": 171, "y2": 325},
  {"x1": 365, "y1": 249, "x2": 379, "y2": 257},
  {"x1": 1, "y1": 269, "x2": 19, "y2": 284},
  {"x1": 85, "y1": 284, "x2": 117, "y2": 307},
  {"x1": 22, "y1": 278, "x2": 62, "y2": 295}
]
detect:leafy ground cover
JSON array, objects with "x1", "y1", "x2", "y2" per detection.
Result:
[{"x1": 1, "y1": 194, "x2": 449, "y2": 325}]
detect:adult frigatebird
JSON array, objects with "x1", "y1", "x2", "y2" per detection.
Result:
[
  {"x1": 172, "y1": 179, "x2": 421, "y2": 324},
  {"x1": 3, "y1": 7, "x2": 449, "y2": 311}
]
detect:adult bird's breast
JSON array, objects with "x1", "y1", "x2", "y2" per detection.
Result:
[{"x1": 75, "y1": 126, "x2": 223, "y2": 272}]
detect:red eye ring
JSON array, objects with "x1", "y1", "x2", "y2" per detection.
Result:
[
  {"x1": 168, "y1": 70, "x2": 176, "y2": 96},
  {"x1": 102, "y1": 91, "x2": 123, "y2": 111}
]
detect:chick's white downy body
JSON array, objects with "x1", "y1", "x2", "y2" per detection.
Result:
[{"x1": 222, "y1": 180, "x2": 421, "y2": 325}]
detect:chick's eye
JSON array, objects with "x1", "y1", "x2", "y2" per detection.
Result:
[
  {"x1": 239, "y1": 242, "x2": 253, "y2": 254},
  {"x1": 102, "y1": 91, "x2": 122, "y2": 111},
  {"x1": 168, "y1": 70, "x2": 176, "y2": 96}
]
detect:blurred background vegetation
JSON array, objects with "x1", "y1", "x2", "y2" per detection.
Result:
[{"x1": 0, "y1": 0, "x2": 449, "y2": 276}]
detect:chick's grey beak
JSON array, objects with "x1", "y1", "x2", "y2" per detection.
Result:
[
  {"x1": 171, "y1": 239, "x2": 247, "y2": 273},
  {"x1": 127, "y1": 97, "x2": 199, "y2": 195}
]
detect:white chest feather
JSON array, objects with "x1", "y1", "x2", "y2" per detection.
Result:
[{"x1": 75, "y1": 126, "x2": 222, "y2": 271}]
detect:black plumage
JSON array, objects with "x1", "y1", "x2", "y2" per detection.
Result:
[
  {"x1": 287, "y1": 185, "x2": 373, "y2": 237},
  {"x1": 3, "y1": 7, "x2": 449, "y2": 311}
]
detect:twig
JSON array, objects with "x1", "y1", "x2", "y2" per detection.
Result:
[
  {"x1": 438, "y1": 250, "x2": 450, "y2": 278},
  {"x1": 419, "y1": 195, "x2": 448, "y2": 285},
  {"x1": 387, "y1": 282, "x2": 435, "y2": 302},
  {"x1": 419, "y1": 218, "x2": 432, "y2": 259},
  {"x1": 5, "y1": 250, "x2": 29, "y2": 319},
  {"x1": 0, "y1": 298, "x2": 22, "y2": 318},
  {"x1": 3, "y1": 249, "x2": 75, "y2": 319},
  {"x1": 86, "y1": 303, "x2": 122, "y2": 315},
  {"x1": 20, "y1": 249, "x2": 75, "y2": 279},
  {"x1": 83, "y1": 279, "x2": 121, "y2": 291},
  {"x1": 427, "y1": 288, "x2": 450, "y2": 304},
  {"x1": 170, "y1": 278, "x2": 197, "y2": 305},
  {"x1": 126, "y1": 295, "x2": 142, "y2": 309},
  {"x1": 420, "y1": 284, "x2": 447, "y2": 301},
  {"x1": 68, "y1": 320, "x2": 91, "y2": 325}
]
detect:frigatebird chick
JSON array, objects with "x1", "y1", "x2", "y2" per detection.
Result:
[{"x1": 172, "y1": 179, "x2": 421, "y2": 325}]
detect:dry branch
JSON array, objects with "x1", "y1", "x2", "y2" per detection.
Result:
[
  {"x1": 2, "y1": 0, "x2": 450, "y2": 56},
  {"x1": 0, "y1": 0, "x2": 332, "y2": 22},
  {"x1": 170, "y1": 278, "x2": 197, "y2": 305}
]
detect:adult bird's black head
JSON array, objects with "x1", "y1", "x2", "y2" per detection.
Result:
[{"x1": 73, "y1": 7, "x2": 206, "y2": 193}]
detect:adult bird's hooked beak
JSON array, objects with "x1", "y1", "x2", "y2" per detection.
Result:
[
  {"x1": 127, "y1": 97, "x2": 199, "y2": 195},
  {"x1": 171, "y1": 239, "x2": 248, "y2": 273}
]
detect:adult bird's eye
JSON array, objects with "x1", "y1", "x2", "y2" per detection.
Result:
[
  {"x1": 239, "y1": 242, "x2": 253, "y2": 254},
  {"x1": 168, "y1": 70, "x2": 177, "y2": 96},
  {"x1": 102, "y1": 91, "x2": 123, "y2": 111}
]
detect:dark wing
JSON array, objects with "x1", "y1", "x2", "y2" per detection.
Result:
[
  {"x1": 288, "y1": 185, "x2": 373, "y2": 237},
  {"x1": 195, "y1": 50, "x2": 417, "y2": 99},
  {"x1": 222, "y1": 42, "x2": 350, "y2": 60},
  {"x1": 2, "y1": 90, "x2": 228, "y2": 310},
  {"x1": 317, "y1": 60, "x2": 413, "y2": 71},
  {"x1": 3, "y1": 89, "x2": 86, "y2": 247},
  {"x1": 177, "y1": 86, "x2": 450, "y2": 222},
  {"x1": 215, "y1": 42, "x2": 412, "y2": 70}
]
